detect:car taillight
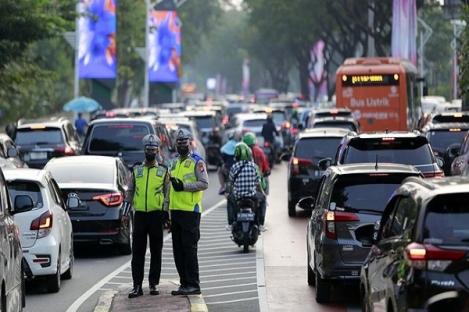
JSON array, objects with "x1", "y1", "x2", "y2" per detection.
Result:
[
  {"x1": 422, "y1": 170, "x2": 445, "y2": 178},
  {"x1": 323, "y1": 210, "x2": 359, "y2": 240},
  {"x1": 222, "y1": 115, "x2": 229, "y2": 125},
  {"x1": 283, "y1": 121, "x2": 291, "y2": 129},
  {"x1": 93, "y1": 192, "x2": 124, "y2": 207},
  {"x1": 291, "y1": 157, "x2": 313, "y2": 175},
  {"x1": 30, "y1": 211, "x2": 53, "y2": 239},
  {"x1": 55, "y1": 146, "x2": 75, "y2": 156},
  {"x1": 405, "y1": 242, "x2": 466, "y2": 271}
]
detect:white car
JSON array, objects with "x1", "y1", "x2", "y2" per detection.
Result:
[{"x1": 4, "y1": 168, "x2": 73, "y2": 293}]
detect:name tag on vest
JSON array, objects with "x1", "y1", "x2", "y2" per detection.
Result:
[
  {"x1": 184, "y1": 160, "x2": 192, "y2": 168},
  {"x1": 137, "y1": 166, "x2": 144, "y2": 177},
  {"x1": 156, "y1": 168, "x2": 164, "y2": 177}
]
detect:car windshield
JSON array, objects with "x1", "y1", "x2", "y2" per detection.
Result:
[
  {"x1": 332, "y1": 175, "x2": 407, "y2": 213},
  {"x1": 244, "y1": 119, "x2": 266, "y2": 128},
  {"x1": 428, "y1": 130, "x2": 467, "y2": 152},
  {"x1": 47, "y1": 163, "x2": 115, "y2": 184},
  {"x1": 424, "y1": 194, "x2": 469, "y2": 245},
  {"x1": 344, "y1": 138, "x2": 433, "y2": 166},
  {"x1": 89, "y1": 124, "x2": 150, "y2": 152},
  {"x1": 295, "y1": 137, "x2": 342, "y2": 161},
  {"x1": 272, "y1": 112, "x2": 286, "y2": 125},
  {"x1": 313, "y1": 121, "x2": 356, "y2": 131},
  {"x1": 227, "y1": 106, "x2": 244, "y2": 116},
  {"x1": 8, "y1": 181, "x2": 43, "y2": 212},
  {"x1": 16, "y1": 128, "x2": 64, "y2": 145},
  {"x1": 194, "y1": 117, "x2": 215, "y2": 129}
]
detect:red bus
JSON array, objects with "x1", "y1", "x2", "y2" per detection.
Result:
[{"x1": 336, "y1": 57, "x2": 421, "y2": 132}]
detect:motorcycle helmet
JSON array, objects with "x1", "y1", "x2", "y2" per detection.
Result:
[
  {"x1": 234, "y1": 142, "x2": 252, "y2": 161},
  {"x1": 242, "y1": 132, "x2": 257, "y2": 146}
]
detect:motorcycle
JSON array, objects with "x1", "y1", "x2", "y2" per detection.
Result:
[
  {"x1": 262, "y1": 140, "x2": 276, "y2": 169},
  {"x1": 231, "y1": 198, "x2": 259, "y2": 253},
  {"x1": 206, "y1": 144, "x2": 222, "y2": 170}
]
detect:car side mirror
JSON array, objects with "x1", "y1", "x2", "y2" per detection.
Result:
[
  {"x1": 298, "y1": 196, "x2": 315, "y2": 210},
  {"x1": 372, "y1": 220, "x2": 381, "y2": 244},
  {"x1": 318, "y1": 158, "x2": 332, "y2": 171},
  {"x1": 7, "y1": 147, "x2": 18, "y2": 158},
  {"x1": 446, "y1": 143, "x2": 461, "y2": 158},
  {"x1": 14, "y1": 195, "x2": 34, "y2": 213},
  {"x1": 436, "y1": 156, "x2": 444, "y2": 169},
  {"x1": 66, "y1": 193, "x2": 82, "y2": 210}
]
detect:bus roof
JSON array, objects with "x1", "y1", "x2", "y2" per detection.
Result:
[{"x1": 337, "y1": 57, "x2": 418, "y2": 75}]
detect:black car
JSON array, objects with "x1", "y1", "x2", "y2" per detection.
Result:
[
  {"x1": 45, "y1": 155, "x2": 132, "y2": 254},
  {"x1": 287, "y1": 128, "x2": 350, "y2": 217},
  {"x1": 335, "y1": 131, "x2": 444, "y2": 178},
  {"x1": 361, "y1": 176, "x2": 469, "y2": 312},
  {"x1": 15, "y1": 118, "x2": 81, "y2": 168},
  {"x1": 82, "y1": 118, "x2": 173, "y2": 168},
  {"x1": 422, "y1": 123, "x2": 469, "y2": 175},
  {"x1": 305, "y1": 163, "x2": 421, "y2": 303}
]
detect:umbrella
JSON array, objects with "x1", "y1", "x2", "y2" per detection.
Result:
[{"x1": 63, "y1": 97, "x2": 103, "y2": 113}]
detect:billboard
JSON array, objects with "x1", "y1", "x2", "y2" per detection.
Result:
[
  {"x1": 148, "y1": 10, "x2": 182, "y2": 83},
  {"x1": 78, "y1": 0, "x2": 117, "y2": 79}
]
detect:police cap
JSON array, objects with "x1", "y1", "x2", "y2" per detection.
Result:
[
  {"x1": 142, "y1": 134, "x2": 160, "y2": 148},
  {"x1": 176, "y1": 128, "x2": 192, "y2": 141}
]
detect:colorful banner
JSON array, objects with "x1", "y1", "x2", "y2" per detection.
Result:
[
  {"x1": 308, "y1": 40, "x2": 328, "y2": 104},
  {"x1": 148, "y1": 10, "x2": 182, "y2": 83},
  {"x1": 391, "y1": 0, "x2": 417, "y2": 65},
  {"x1": 78, "y1": 0, "x2": 117, "y2": 79}
]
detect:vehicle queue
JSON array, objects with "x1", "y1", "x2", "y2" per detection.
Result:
[{"x1": 0, "y1": 86, "x2": 468, "y2": 311}]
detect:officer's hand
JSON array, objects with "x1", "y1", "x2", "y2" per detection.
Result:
[{"x1": 170, "y1": 177, "x2": 184, "y2": 191}]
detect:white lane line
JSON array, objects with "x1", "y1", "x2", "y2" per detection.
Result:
[
  {"x1": 199, "y1": 261, "x2": 255, "y2": 268},
  {"x1": 204, "y1": 289, "x2": 258, "y2": 298},
  {"x1": 65, "y1": 198, "x2": 226, "y2": 312},
  {"x1": 202, "y1": 283, "x2": 257, "y2": 291},
  {"x1": 199, "y1": 266, "x2": 254, "y2": 274},
  {"x1": 201, "y1": 271, "x2": 256, "y2": 279},
  {"x1": 196, "y1": 253, "x2": 255, "y2": 260},
  {"x1": 205, "y1": 297, "x2": 259, "y2": 305},
  {"x1": 200, "y1": 276, "x2": 256, "y2": 284},
  {"x1": 197, "y1": 246, "x2": 239, "y2": 251},
  {"x1": 105, "y1": 282, "x2": 130, "y2": 285}
]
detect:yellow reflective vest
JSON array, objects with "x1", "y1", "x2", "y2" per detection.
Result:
[
  {"x1": 132, "y1": 164, "x2": 167, "y2": 212},
  {"x1": 169, "y1": 156, "x2": 203, "y2": 213}
]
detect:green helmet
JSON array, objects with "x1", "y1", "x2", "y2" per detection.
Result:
[
  {"x1": 234, "y1": 142, "x2": 252, "y2": 161},
  {"x1": 243, "y1": 132, "x2": 257, "y2": 146}
]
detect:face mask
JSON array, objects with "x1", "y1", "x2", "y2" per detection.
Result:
[
  {"x1": 177, "y1": 146, "x2": 189, "y2": 156},
  {"x1": 145, "y1": 153, "x2": 156, "y2": 162}
]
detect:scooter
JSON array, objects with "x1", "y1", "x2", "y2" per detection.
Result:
[{"x1": 231, "y1": 198, "x2": 259, "y2": 253}]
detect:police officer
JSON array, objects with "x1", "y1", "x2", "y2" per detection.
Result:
[
  {"x1": 127, "y1": 134, "x2": 170, "y2": 298},
  {"x1": 170, "y1": 128, "x2": 209, "y2": 296}
]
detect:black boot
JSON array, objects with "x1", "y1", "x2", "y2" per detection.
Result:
[
  {"x1": 149, "y1": 285, "x2": 159, "y2": 296},
  {"x1": 128, "y1": 285, "x2": 143, "y2": 298},
  {"x1": 181, "y1": 286, "x2": 201, "y2": 295},
  {"x1": 171, "y1": 286, "x2": 185, "y2": 296}
]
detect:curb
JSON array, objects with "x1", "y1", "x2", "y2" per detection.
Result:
[
  {"x1": 93, "y1": 290, "x2": 118, "y2": 312},
  {"x1": 256, "y1": 233, "x2": 268, "y2": 312},
  {"x1": 187, "y1": 294, "x2": 208, "y2": 312}
]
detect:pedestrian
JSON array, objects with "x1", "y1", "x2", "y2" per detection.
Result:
[
  {"x1": 127, "y1": 134, "x2": 170, "y2": 298},
  {"x1": 74, "y1": 112, "x2": 88, "y2": 137},
  {"x1": 170, "y1": 128, "x2": 209, "y2": 296}
]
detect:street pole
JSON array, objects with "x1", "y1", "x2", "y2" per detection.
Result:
[
  {"x1": 367, "y1": 0, "x2": 375, "y2": 57},
  {"x1": 417, "y1": 18, "x2": 432, "y2": 98},
  {"x1": 144, "y1": 0, "x2": 151, "y2": 108},
  {"x1": 74, "y1": 2, "x2": 80, "y2": 99},
  {"x1": 450, "y1": 19, "x2": 466, "y2": 100}
]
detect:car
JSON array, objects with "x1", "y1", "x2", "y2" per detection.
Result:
[
  {"x1": 15, "y1": 118, "x2": 81, "y2": 168},
  {"x1": 159, "y1": 117, "x2": 206, "y2": 159},
  {"x1": 361, "y1": 176, "x2": 469, "y2": 312},
  {"x1": 0, "y1": 167, "x2": 25, "y2": 312},
  {"x1": 450, "y1": 130, "x2": 469, "y2": 175},
  {"x1": 430, "y1": 112, "x2": 469, "y2": 124},
  {"x1": 305, "y1": 163, "x2": 421, "y2": 303},
  {"x1": 422, "y1": 123, "x2": 469, "y2": 175},
  {"x1": 252, "y1": 107, "x2": 294, "y2": 151},
  {"x1": 4, "y1": 168, "x2": 73, "y2": 293},
  {"x1": 226, "y1": 113, "x2": 268, "y2": 136},
  {"x1": 309, "y1": 116, "x2": 360, "y2": 132},
  {"x1": 182, "y1": 111, "x2": 220, "y2": 146},
  {"x1": 45, "y1": 156, "x2": 132, "y2": 254},
  {"x1": 0, "y1": 134, "x2": 27, "y2": 168},
  {"x1": 308, "y1": 108, "x2": 354, "y2": 123},
  {"x1": 335, "y1": 131, "x2": 444, "y2": 178},
  {"x1": 287, "y1": 128, "x2": 350, "y2": 217},
  {"x1": 81, "y1": 118, "x2": 173, "y2": 168}
]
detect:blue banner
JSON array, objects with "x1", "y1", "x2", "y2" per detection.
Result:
[
  {"x1": 78, "y1": 0, "x2": 117, "y2": 79},
  {"x1": 148, "y1": 10, "x2": 182, "y2": 83}
]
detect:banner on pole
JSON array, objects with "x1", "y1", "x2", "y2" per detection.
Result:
[
  {"x1": 78, "y1": 0, "x2": 117, "y2": 79},
  {"x1": 391, "y1": 0, "x2": 417, "y2": 65},
  {"x1": 148, "y1": 10, "x2": 182, "y2": 83}
]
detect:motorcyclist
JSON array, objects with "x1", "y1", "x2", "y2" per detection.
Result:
[
  {"x1": 207, "y1": 126, "x2": 223, "y2": 168},
  {"x1": 217, "y1": 132, "x2": 239, "y2": 195},
  {"x1": 242, "y1": 132, "x2": 269, "y2": 231},
  {"x1": 227, "y1": 142, "x2": 264, "y2": 231},
  {"x1": 261, "y1": 115, "x2": 280, "y2": 160},
  {"x1": 209, "y1": 126, "x2": 223, "y2": 146}
]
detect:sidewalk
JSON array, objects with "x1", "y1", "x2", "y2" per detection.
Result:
[{"x1": 93, "y1": 280, "x2": 207, "y2": 312}]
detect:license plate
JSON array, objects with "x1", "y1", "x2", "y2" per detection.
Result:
[
  {"x1": 29, "y1": 152, "x2": 47, "y2": 160},
  {"x1": 237, "y1": 212, "x2": 255, "y2": 222}
]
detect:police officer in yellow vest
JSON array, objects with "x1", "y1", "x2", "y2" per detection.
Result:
[
  {"x1": 170, "y1": 128, "x2": 208, "y2": 296},
  {"x1": 127, "y1": 134, "x2": 170, "y2": 298}
]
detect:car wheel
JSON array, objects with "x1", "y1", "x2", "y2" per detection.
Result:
[
  {"x1": 62, "y1": 242, "x2": 73, "y2": 280},
  {"x1": 46, "y1": 253, "x2": 61, "y2": 293},
  {"x1": 315, "y1": 269, "x2": 331, "y2": 304},
  {"x1": 20, "y1": 267, "x2": 25, "y2": 310},
  {"x1": 288, "y1": 201, "x2": 296, "y2": 217},
  {"x1": 1, "y1": 285, "x2": 6, "y2": 312},
  {"x1": 120, "y1": 216, "x2": 132, "y2": 255},
  {"x1": 307, "y1": 249, "x2": 315, "y2": 286}
]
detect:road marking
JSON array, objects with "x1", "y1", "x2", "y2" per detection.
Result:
[
  {"x1": 65, "y1": 198, "x2": 226, "y2": 312},
  {"x1": 198, "y1": 261, "x2": 255, "y2": 268},
  {"x1": 202, "y1": 282, "x2": 257, "y2": 290},
  {"x1": 204, "y1": 289, "x2": 258, "y2": 298},
  {"x1": 201, "y1": 271, "x2": 257, "y2": 279},
  {"x1": 200, "y1": 276, "x2": 256, "y2": 284},
  {"x1": 199, "y1": 266, "x2": 255, "y2": 273},
  {"x1": 205, "y1": 297, "x2": 259, "y2": 305}
]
